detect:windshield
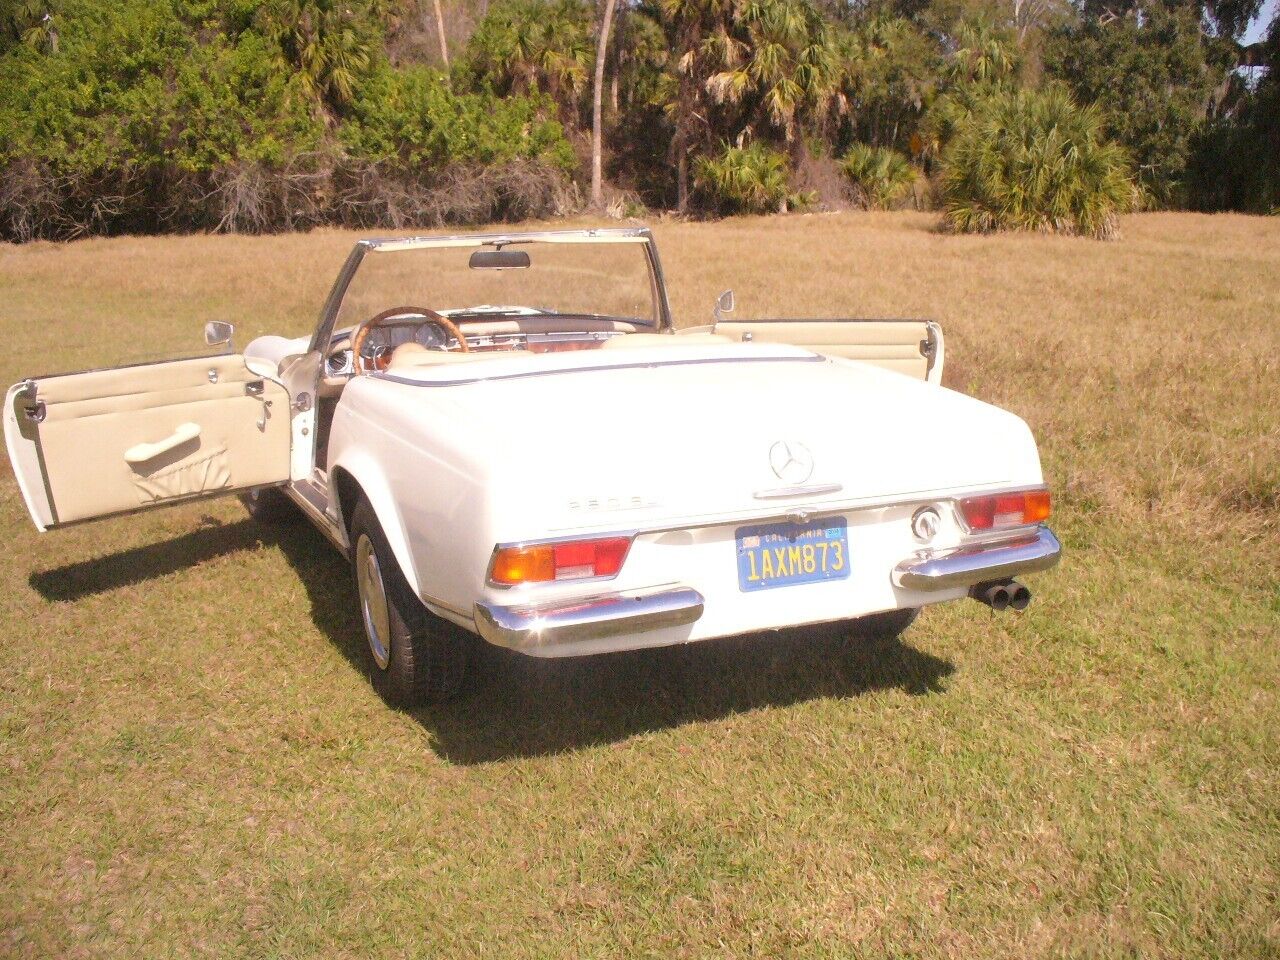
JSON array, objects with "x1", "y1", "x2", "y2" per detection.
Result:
[{"x1": 332, "y1": 235, "x2": 661, "y2": 334}]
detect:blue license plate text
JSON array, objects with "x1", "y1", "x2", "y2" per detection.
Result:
[{"x1": 735, "y1": 518, "x2": 850, "y2": 592}]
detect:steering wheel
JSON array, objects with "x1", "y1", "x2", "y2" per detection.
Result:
[{"x1": 350, "y1": 305, "x2": 469, "y2": 374}]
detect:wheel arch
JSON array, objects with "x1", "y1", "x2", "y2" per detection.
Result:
[{"x1": 329, "y1": 459, "x2": 422, "y2": 592}]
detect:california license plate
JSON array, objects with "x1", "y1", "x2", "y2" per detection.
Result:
[{"x1": 735, "y1": 518, "x2": 851, "y2": 592}]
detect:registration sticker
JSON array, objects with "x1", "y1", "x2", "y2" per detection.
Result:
[{"x1": 735, "y1": 518, "x2": 851, "y2": 592}]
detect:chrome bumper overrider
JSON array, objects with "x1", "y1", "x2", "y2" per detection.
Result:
[
  {"x1": 892, "y1": 527, "x2": 1061, "y2": 590},
  {"x1": 474, "y1": 587, "x2": 705, "y2": 652}
]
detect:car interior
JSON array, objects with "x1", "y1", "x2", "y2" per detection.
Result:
[{"x1": 242, "y1": 235, "x2": 938, "y2": 470}]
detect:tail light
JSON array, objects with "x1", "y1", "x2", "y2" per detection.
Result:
[
  {"x1": 958, "y1": 488, "x2": 1051, "y2": 532},
  {"x1": 488, "y1": 536, "x2": 633, "y2": 586}
]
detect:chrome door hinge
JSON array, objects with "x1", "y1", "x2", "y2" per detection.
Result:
[{"x1": 16, "y1": 380, "x2": 44, "y2": 422}]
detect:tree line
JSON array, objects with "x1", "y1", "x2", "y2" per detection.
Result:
[{"x1": 1, "y1": 0, "x2": 1276, "y2": 242}]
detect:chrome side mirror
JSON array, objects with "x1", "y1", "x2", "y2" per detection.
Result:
[
  {"x1": 204, "y1": 320, "x2": 234, "y2": 350},
  {"x1": 713, "y1": 289, "x2": 735, "y2": 325}
]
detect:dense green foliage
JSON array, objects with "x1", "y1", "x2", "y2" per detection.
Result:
[
  {"x1": 941, "y1": 87, "x2": 1137, "y2": 238},
  {"x1": 1043, "y1": 4, "x2": 1236, "y2": 208},
  {"x1": 694, "y1": 142, "x2": 810, "y2": 213},
  {"x1": 1190, "y1": 18, "x2": 1280, "y2": 213},
  {"x1": 0, "y1": 0, "x2": 1275, "y2": 238},
  {"x1": 840, "y1": 144, "x2": 917, "y2": 208},
  {"x1": 0, "y1": 0, "x2": 575, "y2": 238}
]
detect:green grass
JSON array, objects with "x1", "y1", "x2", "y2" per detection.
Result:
[{"x1": 1, "y1": 212, "x2": 1278, "y2": 958}]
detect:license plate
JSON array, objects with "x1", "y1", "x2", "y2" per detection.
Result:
[{"x1": 735, "y1": 518, "x2": 850, "y2": 592}]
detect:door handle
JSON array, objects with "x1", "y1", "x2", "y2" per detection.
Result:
[{"x1": 124, "y1": 422, "x2": 201, "y2": 464}]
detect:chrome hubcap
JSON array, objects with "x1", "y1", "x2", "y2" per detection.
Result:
[{"x1": 356, "y1": 533, "x2": 392, "y2": 670}]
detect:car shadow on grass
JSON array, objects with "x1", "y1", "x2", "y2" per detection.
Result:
[
  {"x1": 265, "y1": 519, "x2": 957, "y2": 765},
  {"x1": 31, "y1": 516, "x2": 956, "y2": 765}
]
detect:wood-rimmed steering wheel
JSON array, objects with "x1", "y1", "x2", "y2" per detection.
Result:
[{"x1": 350, "y1": 305, "x2": 469, "y2": 374}]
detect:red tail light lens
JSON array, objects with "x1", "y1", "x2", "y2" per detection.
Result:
[
  {"x1": 489, "y1": 537, "x2": 633, "y2": 586},
  {"x1": 959, "y1": 489, "x2": 1051, "y2": 531}
]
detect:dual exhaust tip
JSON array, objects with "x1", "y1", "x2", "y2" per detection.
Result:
[{"x1": 969, "y1": 579, "x2": 1032, "y2": 612}]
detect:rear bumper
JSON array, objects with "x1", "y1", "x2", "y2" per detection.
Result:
[
  {"x1": 473, "y1": 526, "x2": 1059, "y2": 655},
  {"x1": 474, "y1": 586, "x2": 705, "y2": 655},
  {"x1": 892, "y1": 526, "x2": 1061, "y2": 590}
]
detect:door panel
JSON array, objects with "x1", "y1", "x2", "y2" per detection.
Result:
[
  {"x1": 5, "y1": 354, "x2": 290, "y2": 529},
  {"x1": 705, "y1": 318, "x2": 943, "y2": 383}
]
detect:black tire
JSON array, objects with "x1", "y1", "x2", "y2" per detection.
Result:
[
  {"x1": 855, "y1": 607, "x2": 920, "y2": 643},
  {"x1": 349, "y1": 499, "x2": 468, "y2": 706},
  {"x1": 239, "y1": 486, "x2": 299, "y2": 524}
]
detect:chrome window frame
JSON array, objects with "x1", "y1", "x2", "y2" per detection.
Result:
[{"x1": 308, "y1": 227, "x2": 672, "y2": 355}]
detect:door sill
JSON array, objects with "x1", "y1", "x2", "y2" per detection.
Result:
[{"x1": 285, "y1": 478, "x2": 347, "y2": 553}]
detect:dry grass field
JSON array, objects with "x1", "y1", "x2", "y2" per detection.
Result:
[{"x1": 1, "y1": 212, "x2": 1277, "y2": 958}]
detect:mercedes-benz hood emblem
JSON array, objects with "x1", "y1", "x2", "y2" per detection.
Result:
[{"x1": 768, "y1": 441, "x2": 814, "y2": 484}]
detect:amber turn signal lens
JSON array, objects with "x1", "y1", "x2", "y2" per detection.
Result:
[
  {"x1": 1023, "y1": 489, "x2": 1052, "y2": 524},
  {"x1": 489, "y1": 545, "x2": 555, "y2": 585}
]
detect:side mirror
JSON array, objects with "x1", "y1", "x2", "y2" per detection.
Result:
[
  {"x1": 714, "y1": 289, "x2": 735, "y2": 325},
  {"x1": 204, "y1": 320, "x2": 234, "y2": 350}
]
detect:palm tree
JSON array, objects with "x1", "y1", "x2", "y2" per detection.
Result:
[
  {"x1": 258, "y1": 0, "x2": 374, "y2": 112},
  {"x1": 704, "y1": 0, "x2": 841, "y2": 151},
  {"x1": 659, "y1": 0, "x2": 734, "y2": 210},
  {"x1": 466, "y1": 0, "x2": 592, "y2": 125},
  {"x1": 659, "y1": 0, "x2": 839, "y2": 208},
  {"x1": 591, "y1": 0, "x2": 620, "y2": 208},
  {"x1": 941, "y1": 86, "x2": 1137, "y2": 238}
]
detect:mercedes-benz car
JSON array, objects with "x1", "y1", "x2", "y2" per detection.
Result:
[{"x1": 5, "y1": 226, "x2": 1060, "y2": 705}]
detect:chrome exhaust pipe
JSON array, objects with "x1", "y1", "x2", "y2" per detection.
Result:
[
  {"x1": 970, "y1": 581, "x2": 1010, "y2": 611},
  {"x1": 969, "y1": 579, "x2": 1031, "y2": 612}
]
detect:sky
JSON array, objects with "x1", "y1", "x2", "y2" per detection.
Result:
[{"x1": 1244, "y1": 0, "x2": 1277, "y2": 44}]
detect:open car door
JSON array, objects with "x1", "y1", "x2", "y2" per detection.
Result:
[
  {"x1": 681, "y1": 308, "x2": 944, "y2": 384},
  {"x1": 5, "y1": 354, "x2": 291, "y2": 531}
]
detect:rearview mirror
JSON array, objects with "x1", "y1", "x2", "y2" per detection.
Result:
[
  {"x1": 714, "y1": 289, "x2": 735, "y2": 324},
  {"x1": 204, "y1": 320, "x2": 234, "y2": 349},
  {"x1": 469, "y1": 249, "x2": 531, "y2": 270}
]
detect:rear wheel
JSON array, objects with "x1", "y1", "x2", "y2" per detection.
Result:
[{"x1": 349, "y1": 500, "x2": 468, "y2": 706}]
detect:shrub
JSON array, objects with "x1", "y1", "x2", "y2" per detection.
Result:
[
  {"x1": 339, "y1": 64, "x2": 575, "y2": 172},
  {"x1": 694, "y1": 143, "x2": 811, "y2": 215},
  {"x1": 940, "y1": 87, "x2": 1136, "y2": 239},
  {"x1": 1042, "y1": 4, "x2": 1235, "y2": 208},
  {"x1": 840, "y1": 144, "x2": 918, "y2": 209}
]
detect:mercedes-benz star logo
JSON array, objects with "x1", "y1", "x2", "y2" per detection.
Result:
[{"x1": 768, "y1": 441, "x2": 814, "y2": 484}]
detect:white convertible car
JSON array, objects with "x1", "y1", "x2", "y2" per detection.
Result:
[{"x1": 5, "y1": 227, "x2": 1059, "y2": 705}]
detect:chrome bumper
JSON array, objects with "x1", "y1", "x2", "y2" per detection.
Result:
[
  {"x1": 474, "y1": 587, "x2": 705, "y2": 654},
  {"x1": 893, "y1": 527, "x2": 1061, "y2": 590}
]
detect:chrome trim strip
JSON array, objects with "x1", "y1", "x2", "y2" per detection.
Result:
[
  {"x1": 892, "y1": 527, "x2": 1061, "y2": 590},
  {"x1": 372, "y1": 353, "x2": 826, "y2": 389},
  {"x1": 539, "y1": 483, "x2": 1043, "y2": 539},
  {"x1": 752, "y1": 482, "x2": 843, "y2": 500},
  {"x1": 474, "y1": 586, "x2": 704, "y2": 652},
  {"x1": 362, "y1": 226, "x2": 654, "y2": 250}
]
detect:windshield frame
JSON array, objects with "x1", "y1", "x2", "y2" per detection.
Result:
[{"x1": 309, "y1": 226, "x2": 672, "y2": 353}]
